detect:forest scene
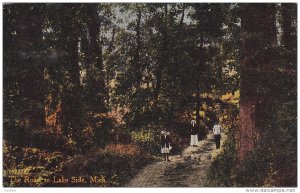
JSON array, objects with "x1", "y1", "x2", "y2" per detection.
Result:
[{"x1": 3, "y1": 3, "x2": 297, "y2": 187}]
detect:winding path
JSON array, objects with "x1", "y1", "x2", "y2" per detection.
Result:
[{"x1": 128, "y1": 132, "x2": 225, "y2": 187}]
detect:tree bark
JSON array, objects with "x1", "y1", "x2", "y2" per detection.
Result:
[
  {"x1": 60, "y1": 5, "x2": 82, "y2": 138},
  {"x1": 15, "y1": 4, "x2": 45, "y2": 131},
  {"x1": 238, "y1": 4, "x2": 277, "y2": 161},
  {"x1": 85, "y1": 4, "x2": 107, "y2": 113}
]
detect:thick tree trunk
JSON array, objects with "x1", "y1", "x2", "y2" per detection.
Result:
[
  {"x1": 85, "y1": 4, "x2": 107, "y2": 113},
  {"x1": 15, "y1": 5, "x2": 45, "y2": 131},
  {"x1": 238, "y1": 4, "x2": 277, "y2": 161},
  {"x1": 62, "y1": 37, "x2": 82, "y2": 136},
  {"x1": 59, "y1": 5, "x2": 83, "y2": 138}
]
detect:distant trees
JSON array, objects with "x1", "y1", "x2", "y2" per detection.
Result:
[{"x1": 189, "y1": 4, "x2": 227, "y2": 138}]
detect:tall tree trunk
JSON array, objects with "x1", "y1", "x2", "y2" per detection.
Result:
[
  {"x1": 281, "y1": 3, "x2": 297, "y2": 69},
  {"x1": 85, "y1": 4, "x2": 107, "y2": 113},
  {"x1": 281, "y1": 3, "x2": 295, "y2": 51},
  {"x1": 133, "y1": 6, "x2": 142, "y2": 89},
  {"x1": 196, "y1": 31, "x2": 205, "y2": 138},
  {"x1": 168, "y1": 4, "x2": 186, "y2": 119},
  {"x1": 238, "y1": 4, "x2": 277, "y2": 161},
  {"x1": 106, "y1": 27, "x2": 116, "y2": 110},
  {"x1": 15, "y1": 4, "x2": 45, "y2": 131},
  {"x1": 60, "y1": 5, "x2": 82, "y2": 140},
  {"x1": 153, "y1": 4, "x2": 168, "y2": 112},
  {"x1": 130, "y1": 6, "x2": 143, "y2": 126},
  {"x1": 62, "y1": 36, "x2": 82, "y2": 137}
]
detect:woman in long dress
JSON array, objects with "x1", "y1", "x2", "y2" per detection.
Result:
[
  {"x1": 160, "y1": 131, "x2": 172, "y2": 161},
  {"x1": 190, "y1": 120, "x2": 198, "y2": 147}
]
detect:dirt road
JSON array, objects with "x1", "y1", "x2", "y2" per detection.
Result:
[{"x1": 128, "y1": 132, "x2": 225, "y2": 187}]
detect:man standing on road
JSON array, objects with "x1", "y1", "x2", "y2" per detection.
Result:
[{"x1": 212, "y1": 121, "x2": 222, "y2": 149}]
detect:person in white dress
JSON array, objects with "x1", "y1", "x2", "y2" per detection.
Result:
[{"x1": 190, "y1": 120, "x2": 198, "y2": 147}]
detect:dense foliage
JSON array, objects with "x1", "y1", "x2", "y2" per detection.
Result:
[{"x1": 3, "y1": 3, "x2": 296, "y2": 187}]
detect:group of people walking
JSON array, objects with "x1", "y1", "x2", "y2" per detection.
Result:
[{"x1": 160, "y1": 119, "x2": 222, "y2": 162}]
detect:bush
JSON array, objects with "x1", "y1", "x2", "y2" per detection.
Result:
[
  {"x1": 3, "y1": 141, "x2": 65, "y2": 187},
  {"x1": 207, "y1": 129, "x2": 237, "y2": 187},
  {"x1": 104, "y1": 144, "x2": 141, "y2": 156},
  {"x1": 130, "y1": 129, "x2": 160, "y2": 155}
]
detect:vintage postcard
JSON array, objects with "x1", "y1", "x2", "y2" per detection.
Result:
[{"x1": 2, "y1": 3, "x2": 297, "y2": 188}]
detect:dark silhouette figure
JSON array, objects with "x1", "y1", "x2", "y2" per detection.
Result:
[{"x1": 160, "y1": 131, "x2": 172, "y2": 161}]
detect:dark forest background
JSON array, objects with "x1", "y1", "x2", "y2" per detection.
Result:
[{"x1": 3, "y1": 3, "x2": 297, "y2": 187}]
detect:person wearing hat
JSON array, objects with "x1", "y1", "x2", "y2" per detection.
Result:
[
  {"x1": 160, "y1": 131, "x2": 172, "y2": 162},
  {"x1": 190, "y1": 120, "x2": 198, "y2": 147},
  {"x1": 212, "y1": 120, "x2": 222, "y2": 149}
]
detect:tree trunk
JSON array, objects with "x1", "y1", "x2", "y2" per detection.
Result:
[
  {"x1": 196, "y1": 31, "x2": 205, "y2": 139},
  {"x1": 129, "y1": 6, "x2": 143, "y2": 126},
  {"x1": 281, "y1": 3, "x2": 297, "y2": 69},
  {"x1": 85, "y1": 4, "x2": 107, "y2": 113},
  {"x1": 238, "y1": 4, "x2": 277, "y2": 161},
  {"x1": 281, "y1": 3, "x2": 295, "y2": 51},
  {"x1": 180, "y1": 4, "x2": 185, "y2": 28},
  {"x1": 60, "y1": 5, "x2": 82, "y2": 139},
  {"x1": 62, "y1": 37, "x2": 82, "y2": 137},
  {"x1": 15, "y1": 4, "x2": 45, "y2": 131},
  {"x1": 153, "y1": 4, "x2": 168, "y2": 112},
  {"x1": 106, "y1": 27, "x2": 116, "y2": 110},
  {"x1": 133, "y1": 6, "x2": 142, "y2": 89}
]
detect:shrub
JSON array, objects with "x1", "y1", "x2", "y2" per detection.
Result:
[
  {"x1": 3, "y1": 141, "x2": 65, "y2": 187},
  {"x1": 131, "y1": 129, "x2": 160, "y2": 155},
  {"x1": 207, "y1": 130, "x2": 237, "y2": 187},
  {"x1": 104, "y1": 144, "x2": 141, "y2": 156}
]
